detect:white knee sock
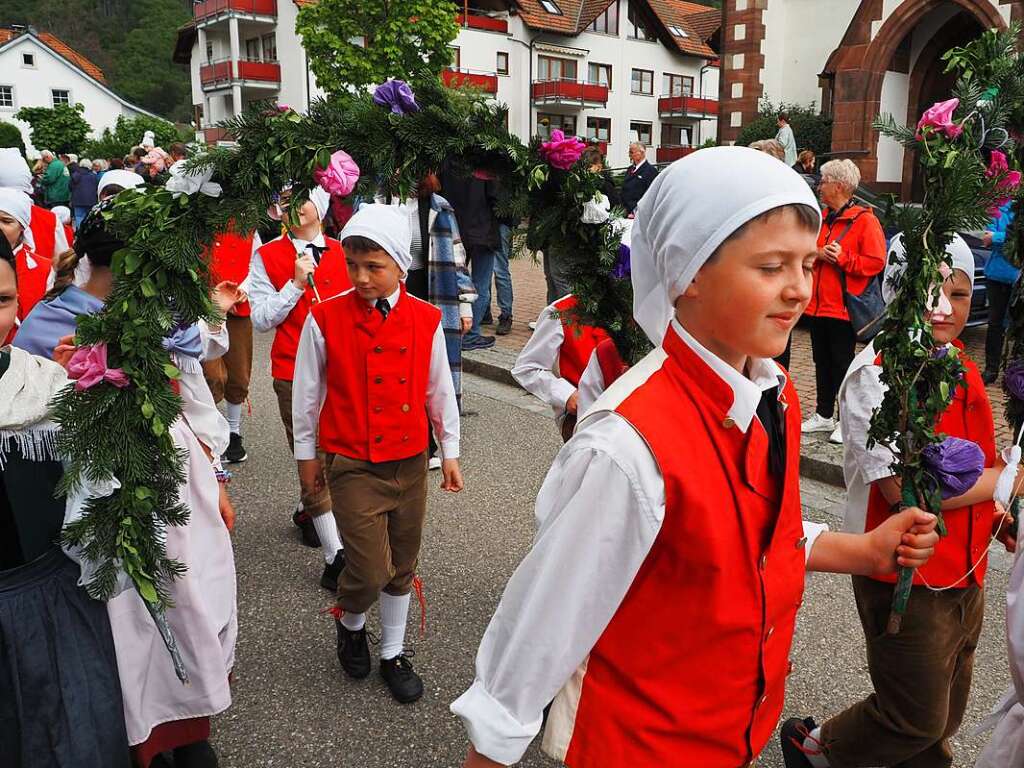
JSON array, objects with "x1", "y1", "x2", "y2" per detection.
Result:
[
  {"x1": 225, "y1": 401, "x2": 243, "y2": 434},
  {"x1": 378, "y1": 592, "x2": 410, "y2": 660},
  {"x1": 311, "y1": 512, "x2": 343, "y2": 563},
  {"x1": 340, "y1": 611, "x2": 365, "y2": 631},
  {"x1": 804, "y1": 727, "x2": 829, "y2": 768}
]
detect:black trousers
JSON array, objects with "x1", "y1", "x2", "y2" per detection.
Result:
[
  {"x1": 985, "y1": 279, "x2": 1013, "y2": 374},
  {"x1": 405, "y1": 268, "x2": 438, "y2": 458},
  {"x1": 810, "y1": 316, "x2": 856, "y2": 419}
]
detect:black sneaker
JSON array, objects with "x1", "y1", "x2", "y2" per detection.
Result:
[
  {"x1": 496, "y1": 316, "x2": 512, "y2": 336},
  {"x1": 292, "y1": 508, "x2": 321, "y2": 548},
  {"x1": 463, "y1": 335, "x2": 496, "y2": 351},
  {"x1": 173, "y1": 740, "x2": 219, "y2": 768},
  {"x1": 222, "y1": 432, "x2": 247, "y2": 464},
  {"x1": 780, "y1": 716, "x2": 821, "y2": 768},
  {"x1": 336, "y1": 620, "x2": 371, "y2": 679},
  {"x1": 320, "y1": 550, "x2": 346, "y2": 591},
  {"x1": 982, "y1": 369, "x2": 998, "y2": 385},
  {"x1": 379, "y1": 652, "x2": 424, "y2": 703}
]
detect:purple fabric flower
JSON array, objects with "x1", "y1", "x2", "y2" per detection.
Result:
[
  {"x1": 1006, "y1": 361, "x2": 1024, "y2": 400},
  {"x1": 922, "y1": 436, "x2": 985, "y2": 500},
  {"x1": 373, "y1": 80, "x2": 420, "y2": 115},
  {"x1": 611, "y1": 243, "x2": 631, "y2": 279}
]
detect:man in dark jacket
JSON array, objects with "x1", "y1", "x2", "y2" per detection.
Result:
[
  {"x1": 70, "y1": 162, "x2": 99, "y2": 228},
  {"x1": 620, "y1": 142, "x2": 659, "y2": 215},
  {"x1": 440, "y1": 168, "x2": 501, "y2": 350}
]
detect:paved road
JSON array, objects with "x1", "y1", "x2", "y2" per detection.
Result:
[{"x1": 213, "y1": 334, "x2": 1013, "y2": 767}]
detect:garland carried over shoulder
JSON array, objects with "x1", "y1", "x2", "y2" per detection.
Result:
[
  {"x1": 50, "y1": 76, "x2": 525, "y2": 679},
  {"x1": 871, "y1": 26, "x2": 1023, "y2": 633}
]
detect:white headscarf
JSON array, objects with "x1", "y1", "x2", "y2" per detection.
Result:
[
  {"x1": 0, "y1": 147, "x2": 33, "y2": 195},
  {"x1": 631, "y1": 146, "x2": 821, "y2": 345},
  {"x1": 0, "y1": 187, "x2": 34, "y2": 250},
  {"x1": 310, "y1": 185, "x2": 331, "y2": 221},
  {"x1": 883, "y1": 232, "x2": 975, "y2": 306},
  {"x1": 52, "y1": 205, "x2": 71, "y2": 225},
  {"x1": 97, "y1": 169, "x2": 144, "y2": 198},
  {"x1": 339, "y1": 203, "x2": 412, "y2": 273}
]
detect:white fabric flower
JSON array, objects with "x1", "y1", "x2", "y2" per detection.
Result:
[
  {"x1": 581, "y1": 192, "x2": 611, "y2": 224},
  {"x1": 166, "y1": 159, "x2": 222, "y2": 198}
]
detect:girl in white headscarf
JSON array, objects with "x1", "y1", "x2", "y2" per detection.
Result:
[
  {"x1": 0, "y1": 187, "x2": 52, "y2": 324},
  {"x1": 453, "y1": 147, "x2": 940, "y2": 768}
]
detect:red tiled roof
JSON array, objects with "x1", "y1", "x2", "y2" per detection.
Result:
[
  {"x1": 0, "y1": 28, "x2": 107, "y2": 83},
  {"x1": 517, "y1": 0, "x2": 585, "y2": 34},
  {"x1": 684, "y1": 7, "x2": 720, "y2": 41},
  {"x1": 646, "y1": 0, "x2": 718, "y2": 57}
]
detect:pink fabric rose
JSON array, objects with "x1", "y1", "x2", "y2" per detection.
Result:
[
  {"x1": 986, "y1": 150, "x2": 1022, "y2": 216},
  {"x1": 313, "y1": 150, "x2": 361, "y2": 198},
  {"x1": 916, "y1": 98, "x2": 962, "y2": 140},
  {"x1": 540, "y1": 129, "x2": 587, "y2": 170},
  {"x1": 67, "y1": 343, "x2": 130, "y2": 392}
]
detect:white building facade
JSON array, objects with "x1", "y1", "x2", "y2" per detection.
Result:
[
  {"x1": 0, "y1": 27, "x2": 164, "y2": 155},
  {"x1": 175, "y1": 0, "x2": 720, "y2": 168}
]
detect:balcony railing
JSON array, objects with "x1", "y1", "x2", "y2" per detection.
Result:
[
  {"x1": 442, "y1": 68, "x2": 498, "y2": 94},
  {"x1": 656, "y1": 145, "x2": 696, "y2": 163},
  {"x1": 531, "y1": 79, "x2": 609, "y2": 106},
  {"x1": 203, "y1": 127, "x2": 235, "y2": 144},
  {"x1": 658, "y1": 93, "x2": 718, "y2": 117},
  {"x1": 456, "y1": 12, "x2": 508, "y2": 33},
  {"x1": 200, "y1": 57, "x2": 281, "y2": 88},
  {"x1": 193, "y1": 0, "x2": 276, "y2": 21}
]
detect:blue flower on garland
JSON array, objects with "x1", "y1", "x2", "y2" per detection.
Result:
[
  {"x1": 373, "y1": 79, "x2": 420, "y2": 115},
  {"x1": 922, "y1": 436, "x2": 985, "y2": 499}
]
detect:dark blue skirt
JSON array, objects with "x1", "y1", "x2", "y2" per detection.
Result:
[{"x1": 0, "y1": 548, "x2": 131, "y2": 768}]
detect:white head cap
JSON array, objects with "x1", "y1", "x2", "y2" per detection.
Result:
[
  {"x1": 97, "y1": 169, "x2": 145, "y2": 198},
  {"x1": 0, "y1": 187, "x2": 35, "y2": 250},
  {"x1": 0, "y1": 147, "x2": 33, "y2": 195},
  {"x1": 883, "y1": 232, "x2": 975, "y2": 316},
  {"x1": 141, "y1": 130, "x2": 156, "y2": 149},
  {"x1": 310, "y1": 185, "x2": 331, "y2": 221},
  {"x1": 631, "y1": 146, "x2": 821, "y2": 345},
  {"x1": 339, "y1": 203, "x2": 412, "y2": 273},
  {"x1": 52, "y1": 205, "x2": 71, "y2": 225}
]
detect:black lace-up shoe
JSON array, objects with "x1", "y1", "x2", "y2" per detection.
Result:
[
  {"x1": 336, "y1": 620, "x2": 371, "y2": 679},
  {"x1": 173, "y1": 740, "x2": 219, "y2": 768},
  {"x1": 292, "y1": 507, "x2": 321, "y2": 548},
  {"x1": 379, "y1": 652, "x2": 424, "y2": 703},
  {"x1": 780, "y1": 716, "x2": 820, "y2": 768},
  {"x1": 222, "y1": 432, "x2": 247, "y2": 464},
  {"x1": 320, "y1": 550, "x2": 346, "y2": 592}
]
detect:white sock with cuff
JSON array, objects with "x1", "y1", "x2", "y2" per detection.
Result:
[
  {"x1": 225, "y1": 401, "x2": 243, "y2": 434},
  {"x1": 311, "y1": 512, "x2": 344, "y2": 563},
  {"x1": 340, "y1": 611, "x2": 365, "y2": 631},
  {"x1": 378, "y1": 591, "x2": 411, "y2": 660}
]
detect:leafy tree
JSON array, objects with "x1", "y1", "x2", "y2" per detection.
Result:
[
  {"x1": 84, "y1": 115, "x2": 191, "y2": 160},
  {"x1": 14, "y1": 104, "x2": 92, "y2": 154},
  {"x1": 736, "y1": 100, "x2": 834, "y2": 157},
  {"x1": 296, "y1": 0, "x2": 461, "y2": 94},
  {"x1": 0, "y1": 121, "x2": 26, "y2": 154}
]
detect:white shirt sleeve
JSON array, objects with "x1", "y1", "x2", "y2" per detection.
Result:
[
  {"x1": 576, "y1": 350, "x2": 606, "y2": 420},
  {"x1": 511, "y1": 304, "x2": 576, "y2": 417},
  {"x1": 248, "y1": 250, "x2": 304, "y2": 332},
  {"x1": 426, "y1": 322, "x2": 461, "y2": 459},
  {"x1": 53, "y1": 218, "x2": 69, "y2": 257},
  {"x1": 840, "y1": 364, "x2": 896, "y2": 484},
  {"x1": 291, "y1": 314, "x2": 327, "y2": 461},
  {"x1": 451, "y1": 414, "x2": 664, "y2": 765},
  {"x1": 801, "y1": 521, "x2": 829, "y2": 563},
  {"x1": 198, "y1": 318, "x2": 229, "y2": 362}
]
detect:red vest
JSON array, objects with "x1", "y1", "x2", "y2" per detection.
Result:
[
  {"x1": 551, "y1": 326, "x2": 806, "y2": 767},
  {"x1": 594, "y1": 337, "x2": 627, "y2": 389},
  {"x1": 866, "y1": 344, "x2": 995, "y2": 588},
  {"x1": 554, "y1": 295, "x2": 609, "y2": 387},
  {"x1": 30, "y1": 205, "x2": 58, "y2": 260},
  {"x1": 312, "y1": 285, "x2": 441, "y2": 463},
  {"x1": 259, "y1": 235, "x2": 351, "y2": 381},
  {"x1": 16, "y1": 247, "x2": 52, "y2": 321},
  {"x1": 208, "y1": 230, "x2": 255, "y2": 318}
]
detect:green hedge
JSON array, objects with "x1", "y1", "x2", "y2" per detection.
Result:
[
  {"x1": 736, "y1": 100, "x2": 833, "y2": 157},
  {"x1": 0, "y1": 121, "x2": 25, "y2": 155}
]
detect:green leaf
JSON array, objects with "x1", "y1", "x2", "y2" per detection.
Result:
[
  {"x1": 162, "y1": 364, "x2": 181, "y2": 380},
  {"x1": 141, "y1": 401, "x2": 155, "y2": 419},
  {"x1": 124, "y1": 251, "x2": 142, "y2": 275},
  {"x1": 140, "y1": 277, "x2": 157, "y2": 298},
  {"x1": 135, "y1": 577, "x2": 159, "y2": 604}
]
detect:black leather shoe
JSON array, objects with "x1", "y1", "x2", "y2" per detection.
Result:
[
  {"x1": 320, "y1": 550, "x2": 346, "y2": 591},
  {"x1": 336, "y1": 620, "x2": 371, "y2": 679},
  {"x1": 779, "y1": 717, "x2": 819, "y2": 768},
  {"x1": 496, "y1": 316, "x2": 512, "y2": 336},
  {"x1": 173, "y1": 740, "x2": 219, "y2": 768},
  {"x1": 222, "y1": 432, "x2": 247, "y2": 464},
  {"x1": 292, "y1": 507, "x2": 321, "y2": 548},
  {"x1": 379, "y1": 652, "x2": 424, "y2": 703}
]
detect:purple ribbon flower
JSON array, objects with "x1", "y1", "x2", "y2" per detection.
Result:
[
  {"x1": 1005, "y1": 360, "x2": 1024, "y2": 400},
  {"x1": 67, "y1": 343, "x2": 131, "y2": 392},
  {"x1": 922, "y1": 436, "x2": 985, "y2": 500},
  {"x1": 373, "y1": 80, "x2": 420, "y2": 115},
  {"x1": 611, "y1": 243, "x2": 631, "y2": 279}
]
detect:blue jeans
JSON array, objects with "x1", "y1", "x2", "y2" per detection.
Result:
[
  {"x1": 73, "y1": 206, "x2": 91, "y2": 229},
  {"x1": 493, "y1": 224, "x2": 514, "y2": 319},
  {"x1": 465, "y1": 244, "x2": 497, "y2": 342}
]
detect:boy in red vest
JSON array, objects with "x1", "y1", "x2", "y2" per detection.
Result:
[
  {"x1": 512, "y1": 294, "x2": 609, "y2": 441},
  {"x1": 453, "y1": 148, "x2": 939, "y2": 768},
  {"x1": 291, "y1": 203, "x2": 463, "y2": 704},
  {"x1": 247, "y1": 184, "x2": 351, "y2": 588},
  {"x1": 203, "y1": 226, "x2": 260, "y2": 464},
  {"x1": 782, "y1": 235, "x2": 1018, "y2": 768}
]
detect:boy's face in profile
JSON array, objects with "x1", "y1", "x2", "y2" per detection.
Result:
[
  {"x1": 677, "y1": 207, "x2": 818, "y2": 368},
  {"x1": 346, "y1": 248, "x2": 403, "y2": 301},
  {"x1": 931, "y1": 268, "x2": 972, "y2": 345},
  {"x1": 281, "y1": 197, "x2": 321, "y2": 233}
]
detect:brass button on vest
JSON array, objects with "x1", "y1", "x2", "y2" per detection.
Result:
[
  {"x1": 399, "y1": 377, "x2": 407, "y2": 384},
  {"x1": 374, "y1": 345, "x2": 383, "y2": 353},
  {"x1": 402, "y1": 435, "x2": 409, "y2": 442},
  {"x1": 374, "y1": 435, "x2": 383, "y2": 443},
  {"x1": 374, "y1": 376, "x2": 383, "y2": 384},
  {"x1": 373, "y1": 406, "x2": 383, "y2": 414},
  {"x1": 400, "y1": 346, "x2": 407, "y2": 354},
  {"x1": 722, "y1": 417, "x2": 736, "y2": 429},
  {"x1": 401, "y1": 404, "x2": 410, "y2": 413}
]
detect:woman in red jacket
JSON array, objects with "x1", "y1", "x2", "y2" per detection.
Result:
[{"x1": 802, "y1": 159, "x2": 886, "y2": 444}]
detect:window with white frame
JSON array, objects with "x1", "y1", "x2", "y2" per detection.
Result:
[
  {"x1": 588, "y1": 63, "x2": 612, "y2": 89},
  {"x1": 262, "y1": 33, "x2": 277, "y2": 61},
  {"x1": 586, "y1": 0, "x2": 619, "y2": 34},
  {"x1": 22, "y1": 53, "x2": 35, "y2": 67},
  {"x1": 630, "y1": 68, "x2": 653, "y2": 95},
  {"x1": 539, "y1": 0, "x2": 562, "y2": 14},
  {"x1": 668, "y1": 25, "x2": 688, "y2": 37},
  {"x1": 245, "y1": 37, "x2": 261, "y2": 60},
  {"x1": 0, "y1": 86, "x2": 13, "y2": 108},
  {"x1": 630, "y1": 121, "x2": 652, "y2": 146},
  {"x1": 538, "y1": 55, "x2": 577, "y2": 82},
  {"x1": 496, "y1": 51, "x2": 509, "y2": 75},
  {"x1": 51, "y1": 89, "x2": 71, "y2": 107},
  {"x1": 663, "y1": 73, "x2": 694, "y2": 96},
  {"x1": 627, "y1": 0, "x2": 656, "y2": 40},
  {"x1": 586, "y1": 116, "x2": 611, "y2": 142},
  {"x1": 537, "y1": 113, "x2": 576, "y2": 138}
]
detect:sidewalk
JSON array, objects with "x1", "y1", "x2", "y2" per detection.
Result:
[{"x1": 465, "y1": 257, "x2": 1013, "y2": 486}]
